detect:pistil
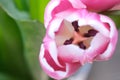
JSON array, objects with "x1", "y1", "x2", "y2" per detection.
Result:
[
  {"x1": 78, "y1": 42, "x2": 86, "y2": 49},
  {"x1": 72, "y1": 21, "x2": 79, "y2": 32}
]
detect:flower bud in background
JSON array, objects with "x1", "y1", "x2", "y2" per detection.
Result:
[
  {"x1": 80, "y1": 0, "x2": 120, "y2": 12},
  {"x1": 111, "y1": 4, "x2": 120, "y2": 10},
  {"x1": 39, "y1": 8, "x2": 118, "y2": 79}
]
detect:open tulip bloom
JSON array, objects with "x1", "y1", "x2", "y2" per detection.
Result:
[{"x1": 39, "y1": 0, "x2": 118, "y2": 80}]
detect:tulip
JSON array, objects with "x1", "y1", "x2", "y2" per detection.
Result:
[
  {"x1": 80, "y1": 0, "x2": 120, "y2": 12},
  {"x1": 39, "y1": 8, "x2": 118, "y2": 79}
]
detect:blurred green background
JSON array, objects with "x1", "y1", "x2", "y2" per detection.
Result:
[
  {"x1": 0, "y1": 0, "x2": 51, "y2": 80},
  {"x1": 0, "y1": 0, "x2": 120, "y2": 80}
]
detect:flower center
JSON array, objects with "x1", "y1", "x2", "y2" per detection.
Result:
[{"x1": 55, "y1": 20, "x2": 98, "y2": 50}]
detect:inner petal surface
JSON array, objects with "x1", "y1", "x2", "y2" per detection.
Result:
[{"x1": 55, "y1": 20, "x2": 99, "y2": 50}]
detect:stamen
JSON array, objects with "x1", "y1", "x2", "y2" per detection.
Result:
[
  {"x1": 78, "y1": 42, "x2": 86, "y2": 49},
  {"x1": 64, "y1": 38, "x2": 73, "y2": 45},
  {"x1": 72, "y1": 21, "x2": 79, "y2": 32},
  {"x1": 88, "y1": 29, "x2": 98, "y2": 36},
  {"x1": 84, "y1": 33, "x2": 91, "y2": 37}
]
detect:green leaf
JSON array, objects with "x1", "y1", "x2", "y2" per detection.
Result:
[
  {"x1": 17, "y1": 20, "x2": 48, "y2": 80},
  {"x1": 0, "y1": 73, "x2": 21, "y2": 80},
  {"x1": 101, "y1": 10, "x2": 120, "y2": 15},
  {"x1": 0, "y1": 0, "x2": 30, "y2": 20},
  {"x1": 109, "y1": 15, "x2": 120, "y2": 29},
  {"x1": 0, "y1": 6, "x2": 32, "y2": 80},
  {"x1": 13, "y1": 0, "x2": 29, "y2": 11}
]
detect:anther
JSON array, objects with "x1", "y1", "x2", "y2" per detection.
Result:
[
  {"x1": 64, "y1": 38, "x2": 73, "y2": 45},
  {"x1": 84, "y1": 33, "x2": 91, "y2": 37},
  {"x1": 72, "y1": 21, "x2": 79, "y2": 32},
  {"x1": 78, "y1": 42, "x2": 86, "y2": 49},
  {"x1": 88, "y1": 29, "x2": 98, "y2": 36}
]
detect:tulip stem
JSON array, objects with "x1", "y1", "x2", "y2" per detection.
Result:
[{"x1": 67, "y1": 63, "x2": 93, "y2": 80}]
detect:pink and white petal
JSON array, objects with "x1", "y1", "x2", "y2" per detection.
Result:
[
  {"x1": 95, "y1": 31, "x2": 118, "y2": 60},
  {"x1": 85, "y1": 33, "x2": 110, "y2": 62},
  {"x1": 87, "y1": 20, "x2": 110, "y2": 37},
  {"x1": 84, "y1": 13, "x2": 110, "y2": 37},
  {"x1": 95, "y1": 43, "x2": 115, "y2": 61},
  {"x1": 51, "y1": 63, "x2": 81, "y2": 79},
  {"x1": 86, "y1": 12, "x2": 100, "y2": 21},
  {"x1": 70, "y1": 10, "x2": 110, "y2": 37},
  {"x1": 47, "y1": 9, "x2": 77, "y2": 39},
  {"x1": 51, "y1": 0, "x2": 73, "y2": 16},
  {"x1": 64, "y1": 9, "x2": 90, "y2": 23},
  {"x1": 69, "y1": 0, "x2": 86, "y2": 9},
  {"x1": 100, "y1": 15, "x2": 118, "y2": 39},
  {"x1": 55, "y1": 19, "x2": 74, "y2": 46},
  {"x1": 79, "y1": 19, "x2": 110, "y2": 37},
  {"x1": 44, "y1": 0, "x2": 60, "y2": 28},
  {"x1": 65, "y1": 10, "x2": 82, "y2": 22},
  {"x1": 64, "y1": 63, "x2": 81, "y2": 78},
  {"x1": 58, "y1": 44, "x2": 86, "y2": 64},
  {"x1": 40, "y1": 44, "x2": 66, "y2": 79},
  {"x1": 72, "y1": 9, "x2": 100, "y2": 21},
  {"x1": 40, "y1": 44, "x2": 81, "y2": 79},
  {"x1": 44, "y1": 41, "x2": 64, "y2": 67},
  {"x1": 40, "y1": 44, "x2": 54, "y2": 72},
  {"x1": 56, "y1": 9, "x2": 77, "y2": 20},
  {"x1": 56, "y1": 19, "x2": 74, "y2": 37},
  {"x1": 64, "y1": 9, "x2": 93, "y2": 23},
  {"x1": 44, "y1": 0, "x2": 73, "y2": 28},
  {"x1": 96, "y1": 15, "x2": 118, "y2": 60},
  {"x1": 47, "y1": 17, "x2": 63, "y2": 39}
]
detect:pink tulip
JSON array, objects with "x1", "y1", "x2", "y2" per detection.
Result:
[
  {"x1": 80, "y1": 0, "x2": 120, "y2": 12},
  {"x1": 39, "y1": 8, "x2": 118, "y2": 79}
]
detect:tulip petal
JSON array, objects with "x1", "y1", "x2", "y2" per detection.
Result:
[
  {"x1": 69, "y1": 0, "x2": 86, "y2": 9},
  {"x1": 85, "y1": 33, "x2": 110, "y2": 62},
  {"x1": 58, "y1": 44, "x2": 86, "y2": 64},
  {"x1": 95, "y1": 15, "x2": 118, "y2": 60},
  {"x1": 55, "y1": 19, "x2": 74, "y2": 46},
  {"x1": 44, "y1": 0, "x2": 73, "y2": 28},
  {"x1": 43, "y1": 41, "x2": 63, "y2": 67},
  {"x1": 44, "y1": 0, "x2": 86, "y2": 28},
  {"x1": 40, "y1": 44, "x2": 81, "y2": 79}
]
